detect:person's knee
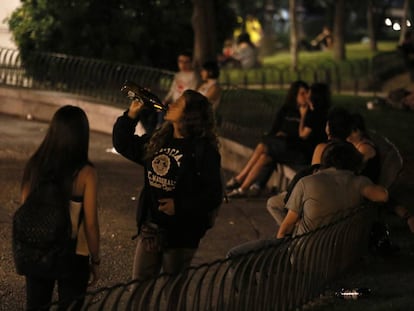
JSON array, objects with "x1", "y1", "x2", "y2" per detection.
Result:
[
  {"x1": 267, "y1": 195, "x2": 277, "y2": 210},
  {"x1": 258, "y1": 153, "x2": 271, "y2": 165},
  {"x1": 257, "y1": 142, "x2": 267, "y2": 153},
  {"x1": 266, "y1": 192, "x2": 287, "y2": 210}
]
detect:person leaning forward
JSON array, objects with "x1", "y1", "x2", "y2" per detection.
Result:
[{"x1": 277, "y1": 141, "x2": 388, "y2": 238}]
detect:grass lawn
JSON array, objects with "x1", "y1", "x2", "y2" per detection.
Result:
[
  {"x1": 219, "y1": 41, "x2": 400, "y2": 90},
  {"x1": 258, "y1": 41, "x2": 412, "y2": 158},
  {"x1": 261, "y1": 41, "x2": 398, "y2": 66}
]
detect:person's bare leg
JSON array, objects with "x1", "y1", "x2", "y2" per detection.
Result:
[
  {"x1": 235, "y1": 143, "x2": 267, "y2": 182},
  {"x1": 239, "y1": 154, "x2": 272, "y2": 191}
]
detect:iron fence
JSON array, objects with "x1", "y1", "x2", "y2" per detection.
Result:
[
  {"x1": 219, "y1": 52, "x2": 404, "y2": 95},
  {"x1": 217, "y1": 88, "x2": 283, "y2": 148},
  {"x1": 0, "y1": 47, "x2": 400, "y2": 310},
  {"x1": 0, "y1": 47, "x2": 405, "y2": 103},
  {"x1": 0, "y1": 47, "x2": 175, "y2": 108},
  {"x1": 56, "y1": 206, "x2": 375, "y2": 311}
]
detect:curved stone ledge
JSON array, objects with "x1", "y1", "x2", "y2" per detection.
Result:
[
  {"x1": 0, "y1": 86, "x2": 122, "y2": 135},
  {"x1": 0, "y1": 86, "x2": 259, "y2": 177}
]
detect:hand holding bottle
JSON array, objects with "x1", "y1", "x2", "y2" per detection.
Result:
[{"x1": 127, "y1": 99, "x2": 144, "y2": 119}]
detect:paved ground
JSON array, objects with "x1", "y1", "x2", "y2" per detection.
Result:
[
  {"x1": 1, "y1": 112, "x2": 413, "y2": 310},
  {"x1": 0, "y1": 113, "x2": 276, "y2": 310}
]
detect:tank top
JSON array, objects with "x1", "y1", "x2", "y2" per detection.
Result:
[{"x1": 356, "y1": 139, "x2": 380, "y2": 183}]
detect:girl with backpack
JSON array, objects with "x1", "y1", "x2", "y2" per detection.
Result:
[{"x1": 18, "y1": 105, "x2": 100, "y2": 310}]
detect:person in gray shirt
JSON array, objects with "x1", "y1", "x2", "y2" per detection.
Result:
[{"x1": 277, "y1": 141, "x2": 389, "y2": 238}]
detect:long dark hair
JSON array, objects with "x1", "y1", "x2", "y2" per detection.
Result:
[
  {"x1": 268, "y1": 80, "x2": 309, "y2": 135},
  {"x1": 327, "y1": 107, "x2": 352, "y2": 140},
  {"x1": 310, "y1": 82, "x2": 331, "y2": 113},
  {"x1": 145, "y1": 90, "x2": 218, "y2": 158},
  {"x1": 350, "y1": 113, "x2": 370, "y2": 139},
  {"x1": 22, "y1": 105, "x2": 90, "y2": 194},
  {"x1": 283, "y1": 80, "x2": 309, "y2": 109}
]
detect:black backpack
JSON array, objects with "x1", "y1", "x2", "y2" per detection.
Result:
[{"x1": 12, "y1": 178, "x2": 76, "y2": 279}]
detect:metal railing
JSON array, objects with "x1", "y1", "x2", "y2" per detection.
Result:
[
  {"x1": 0, "y1": 47, "x2": 285, "y2": 148},
  {"x1": 0, "y1": 47, "x2": 175, "y2": 107},
  {"x1": 0, "y1": 47, "x2": 406, "y2": 102},
  {"x1": 58, "y1": 206, "x2": 375, "y2": 311},
  {"x1": 217, "y1": 88, "x2": 283, "y2": 148},
  {"x1": 1, "y1": 47, "x2": 400, "y2": 310}
]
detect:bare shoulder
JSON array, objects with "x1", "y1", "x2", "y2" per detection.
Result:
[
  {"x1": 78, "y1": 164, "x2": 97, "y2": 182},
  {"x1": 311, "y1": 142, "x2": 328, "y2": 164},
  {"x1": 316, "y1": 142, "x2": 328, "y2": 150},
  {"x1": 358, "y1": 141, "x2": 376, "y2": 154}
]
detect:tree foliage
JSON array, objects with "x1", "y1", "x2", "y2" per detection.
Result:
[{"x1": 8, "y1": 0, "x2": 236, "y2": 70}]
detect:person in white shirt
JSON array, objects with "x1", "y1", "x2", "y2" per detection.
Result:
[
  {"x1": 158, "y1": 51, "x2": 200, "y2": 127},
  {"x1": 197, "y1": 61, "x2": 222, "y2": 112}
]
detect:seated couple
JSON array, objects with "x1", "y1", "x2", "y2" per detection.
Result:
[
  {"x1": 227, "y1": 141, "x2": 389, "y2": 258},
  {"x1": 226, "y1": 80, "x2": 330, "y2": 198}
]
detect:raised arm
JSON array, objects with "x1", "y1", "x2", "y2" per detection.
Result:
[
  {"x1": 112, "y1": 100, "x2": 149, "y2": 165},
  {"x1": 298, "y1": 104, "x2": 312, "y2": 139}
]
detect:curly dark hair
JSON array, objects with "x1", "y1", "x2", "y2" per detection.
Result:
[{"x1": 145, "y1": 90, "x2": 219, "y2": 158}]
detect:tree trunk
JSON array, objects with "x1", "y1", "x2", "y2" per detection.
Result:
[
  {"x1": 333, "y1": 0, "x2": 346, "y2": 61},
  {"x1": 259, "y1": 0, "x2": 277, "y2": 57},
  {"x1": 289, "y1": 0, "x2": 298, "y2": 70},
  {"x1": 192, "y1": 0, "x2": 217, "y2": 70},
  {"x1": 367, "y1": 0, "x2": 378, "y2": 52},
  {"x1": 399, "y1": 0, "x2": 410, "y2": 45}
]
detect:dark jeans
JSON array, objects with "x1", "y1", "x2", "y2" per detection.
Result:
[{"x1": 26, "y1": 255, "x2": 89, "y2": 311}]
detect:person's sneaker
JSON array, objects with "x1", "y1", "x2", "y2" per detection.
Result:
[
  {"x1": 225, "y1": 177, "x2": 241, "y2": 190},
  {"x1": 247, "y1": 184, "x2": 261, "y2": 197},
  {"x1": 227, "y1": 188, "x2": 246, "y2": 198}
]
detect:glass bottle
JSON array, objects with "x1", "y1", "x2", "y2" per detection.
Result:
[{"x1": 121, "y1": 80, "x2": 166, "y2": 112}]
